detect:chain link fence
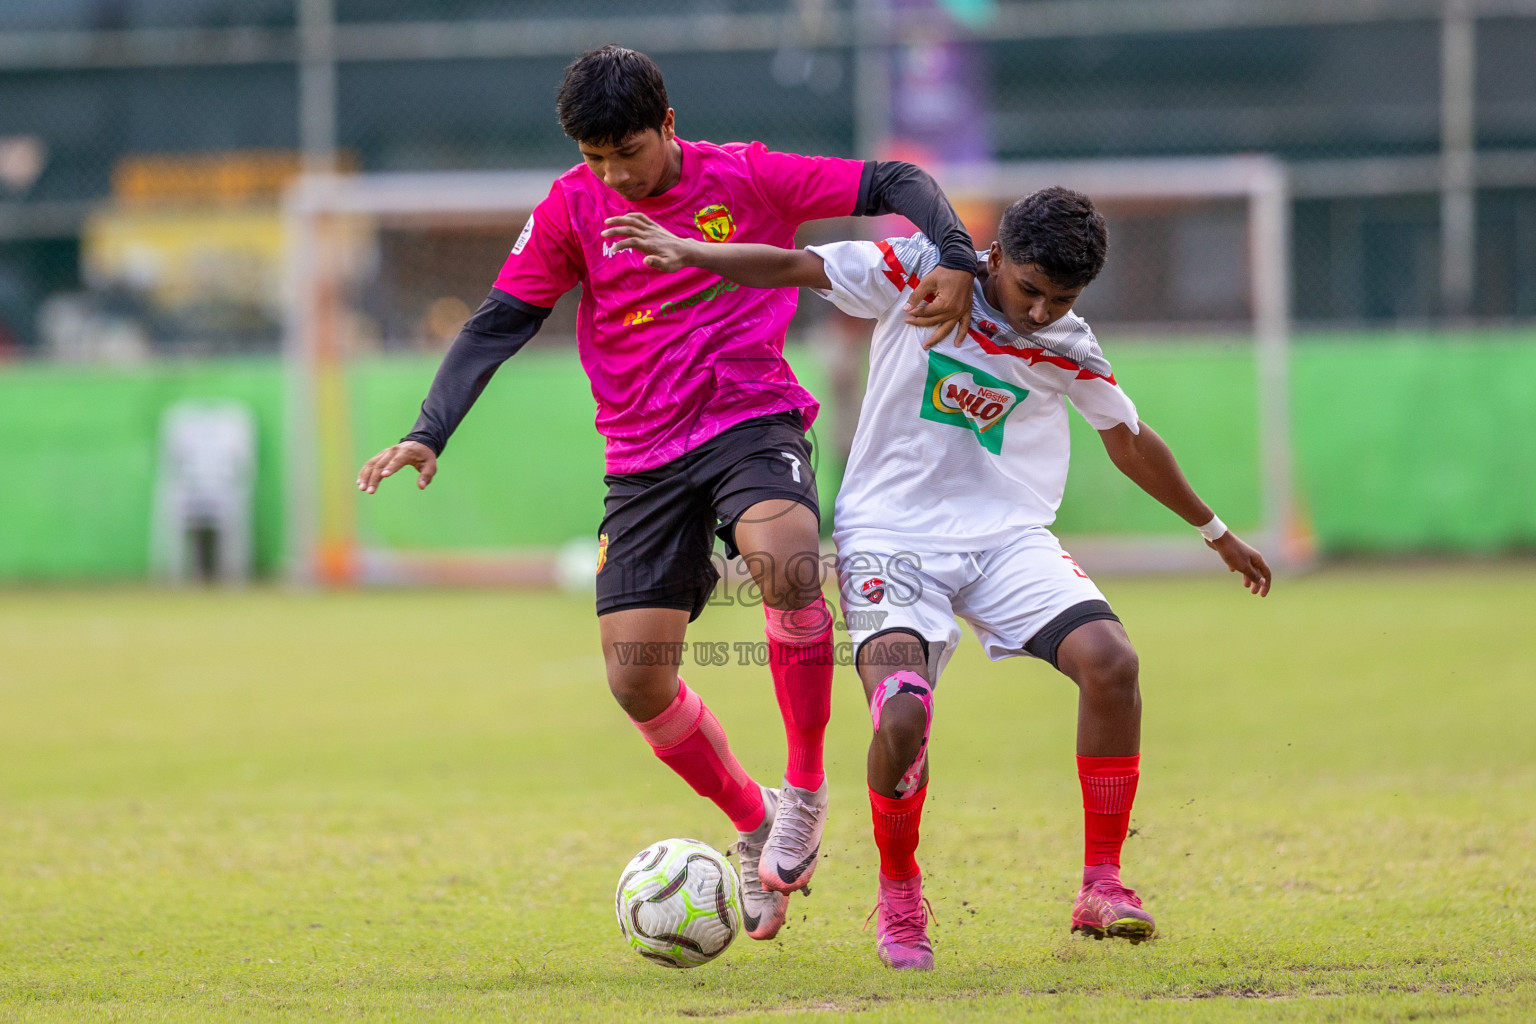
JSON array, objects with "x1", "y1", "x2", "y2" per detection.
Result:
[{"x1": 1, "y1": 0, "x2": 1534, "y2": 358}]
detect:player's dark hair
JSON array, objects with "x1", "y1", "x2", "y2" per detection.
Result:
[
  {"x1": 997, "y1": 187, "x2": 1108, "y2": 289},
  {"x1": 556, "y1": 45, "x2": 670, "y2": 147}
]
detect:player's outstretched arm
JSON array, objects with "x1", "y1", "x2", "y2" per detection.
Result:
[
  {"x1": 602, "y1": 213, "x2": 831, "y2": 289},
  {"x1": 357, "y1": 292, "x2": 546, "y2": 494},
  {"x1": 1098, "y1": 421, "x2": 1272, "y2": 596}
]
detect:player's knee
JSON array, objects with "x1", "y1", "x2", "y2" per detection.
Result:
[
  {"x1": 605, "y1": 663, "x2": 678, "y2": 721},
  {"x1": 1079, "y1": 640, "x2": 1139, "y2": 705},
  {"x1": 757, "y1": 550, "x2": 825, "y2": 611},
  {"x1": 874, "y1": 694, "x2": 928, "y2": 764}
]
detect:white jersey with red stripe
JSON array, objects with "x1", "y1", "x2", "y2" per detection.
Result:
[{"x1": 808, "y1": 233, "x2": 1140, "y2": 553}]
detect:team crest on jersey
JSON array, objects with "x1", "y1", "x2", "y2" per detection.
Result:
[
  {"x1": 595, "y1": 533, "x2": 609, "y2": 575},
  {"x1": 861, "y1": 577, "x2": 887, "y2": 604},
  {"x1": 920, "y1": 350, "x2": 1029, "y2": 456},
  {"x1": 694, "y1": 204, "x2": 736, "y2": 243}
]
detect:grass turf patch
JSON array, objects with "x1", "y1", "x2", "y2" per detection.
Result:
[{"x1": 1, "y1": 566, "x2": 1532, "y2": 1020}]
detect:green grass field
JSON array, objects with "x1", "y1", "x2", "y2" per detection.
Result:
[{"x1": 2, "y1": 567, "x2": 1533, "y2": 1021}]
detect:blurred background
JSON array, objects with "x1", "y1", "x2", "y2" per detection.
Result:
[{"x1": 0, "y1": 0, "x2": 1533, "y2": 585}]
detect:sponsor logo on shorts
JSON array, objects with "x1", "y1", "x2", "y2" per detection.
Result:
[
  {"x1": 779, "y1": 451, "x2": 802, "y2": 483},
  {"x1": 861, "y1": 577, "x2": 886, "y2": 604},
  {"x1": 596, "y1": 533, "x2": 609, "y2": 575},
  {"x1": 919, "y1": 350, "x2": 1029, "y2": 456},
  {"x1": 694, "y1": 203, "x2": 736, "y2": 243}
]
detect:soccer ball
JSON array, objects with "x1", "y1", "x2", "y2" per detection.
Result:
[{"x1": 615, "y1": 838, "x2": 742, "y2": 968}]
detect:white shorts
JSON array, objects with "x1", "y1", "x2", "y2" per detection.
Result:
[{"x1": 835, "y1": 526, "x2": 1111, "y2": 682}]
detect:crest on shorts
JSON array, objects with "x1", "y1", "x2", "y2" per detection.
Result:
[
  {"x1": 595, "y1": 533, "x2": 609, "y2": 575},
  {"x1": 694, "y1": 204, "x2": 736, "y2": 243},
  {"x1": 861, "y1": 577, "x2": 886, "y2": 604}
]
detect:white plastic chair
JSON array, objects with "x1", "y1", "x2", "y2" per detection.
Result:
[{"x1": 150, "y1": 399, "x2": 257, "y2": 584}]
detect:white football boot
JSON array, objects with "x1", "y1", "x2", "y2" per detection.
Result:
[
  {"x1": 759, "y1": 777, "x2": 828, "y2": 893},
  {"x1": 733, "y1": 786, "x2": 789, "y2": 940}
]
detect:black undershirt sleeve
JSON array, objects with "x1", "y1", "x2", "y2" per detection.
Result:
[
  {"x1": 854, "y1": 160, "x2": 977, "y2": 273},
  {"x1": 401, "y1": 288, "x2": 549, "y2": 455}
]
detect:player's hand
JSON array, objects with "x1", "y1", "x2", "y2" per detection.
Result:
[
  {"x1": 601, "y1": 213, "x2": 697, "y2": 272},
  {"x1": 909, "y1": 265, "x2": 976, "y2": 349},
  {"x1": 1208, "y1": 531, "x2": 1271, "y2": 596},
  {"x1": 357, "y1": 440, "x2": 437, "y2": 494}
]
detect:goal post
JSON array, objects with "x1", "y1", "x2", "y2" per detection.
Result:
[
  {"x1": 283, "y1": 156, "x2": 1309, "y2": 587},
  {"x1": 283, "y1": 171, "x2": 561, "y2": 587}
]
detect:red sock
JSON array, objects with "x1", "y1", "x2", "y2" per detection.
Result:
[
  {"x1": 765, "y1": 597, "x2": 834, "y2": 791},
  {"x1": 633, "y1": 680, "x2": 765, "y2": 832},
  {"x1": 1077, "y1": 753, "x2": 1140, "y2": 869},
  {"x1": 869, "y1": 784, "x2": 927, "y2": 881}
]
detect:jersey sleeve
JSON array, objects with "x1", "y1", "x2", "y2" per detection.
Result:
[
  {"x1": 806, "y1": 234, "x2": 938, "y2": 320},
  {"x1": 1061, "y1": 332, "x2": 1140, "y2": 432},
  {"x1": 855, "y1": 160, "x2": 977, "y2": 272},
  {"x1": 743, "y1": 142, "x2": 864, "y2": 224},
  {"x1": 491, "y1": 182, "x2": 583, "y2": 311},
  {"x1": 403, "y1": 292, "x2": 543, "y2": 455}
]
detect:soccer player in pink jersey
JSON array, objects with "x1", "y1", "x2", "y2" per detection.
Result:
[{"x1": 355, "y1": 45, "x2": 979, "y2": 940}]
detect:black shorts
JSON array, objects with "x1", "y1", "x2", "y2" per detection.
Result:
[{"x1": 595, "y1": 411, "x2": 819, "y2": 621}]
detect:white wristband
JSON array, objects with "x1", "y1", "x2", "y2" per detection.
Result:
[{"x1": 1197, "y1": 514, "x2": 1228, "y2": 543}]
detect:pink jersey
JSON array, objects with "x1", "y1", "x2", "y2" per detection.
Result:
[{"x1": 495, "y1": 138, "x2": 864, "y2": 474}]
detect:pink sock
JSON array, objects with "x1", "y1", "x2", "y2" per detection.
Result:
[
  {"x1": 633, "y1": 680, "x2": 765, "y2": 832},
  {"x1": 765, "y1": 597, "x2": 834, "y2": 791}
]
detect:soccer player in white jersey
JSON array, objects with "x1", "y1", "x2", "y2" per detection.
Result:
[{"x1": 602, "y1": 187, "x2": 1271, "y2": 968}]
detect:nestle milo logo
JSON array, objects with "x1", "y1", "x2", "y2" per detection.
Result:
[
  {"x1": 919, "y1": 350, "x2": 1028, "y2": 455},
  {"x1": 933, "y1": 371, "x2": 1017, "y2": 431}
]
